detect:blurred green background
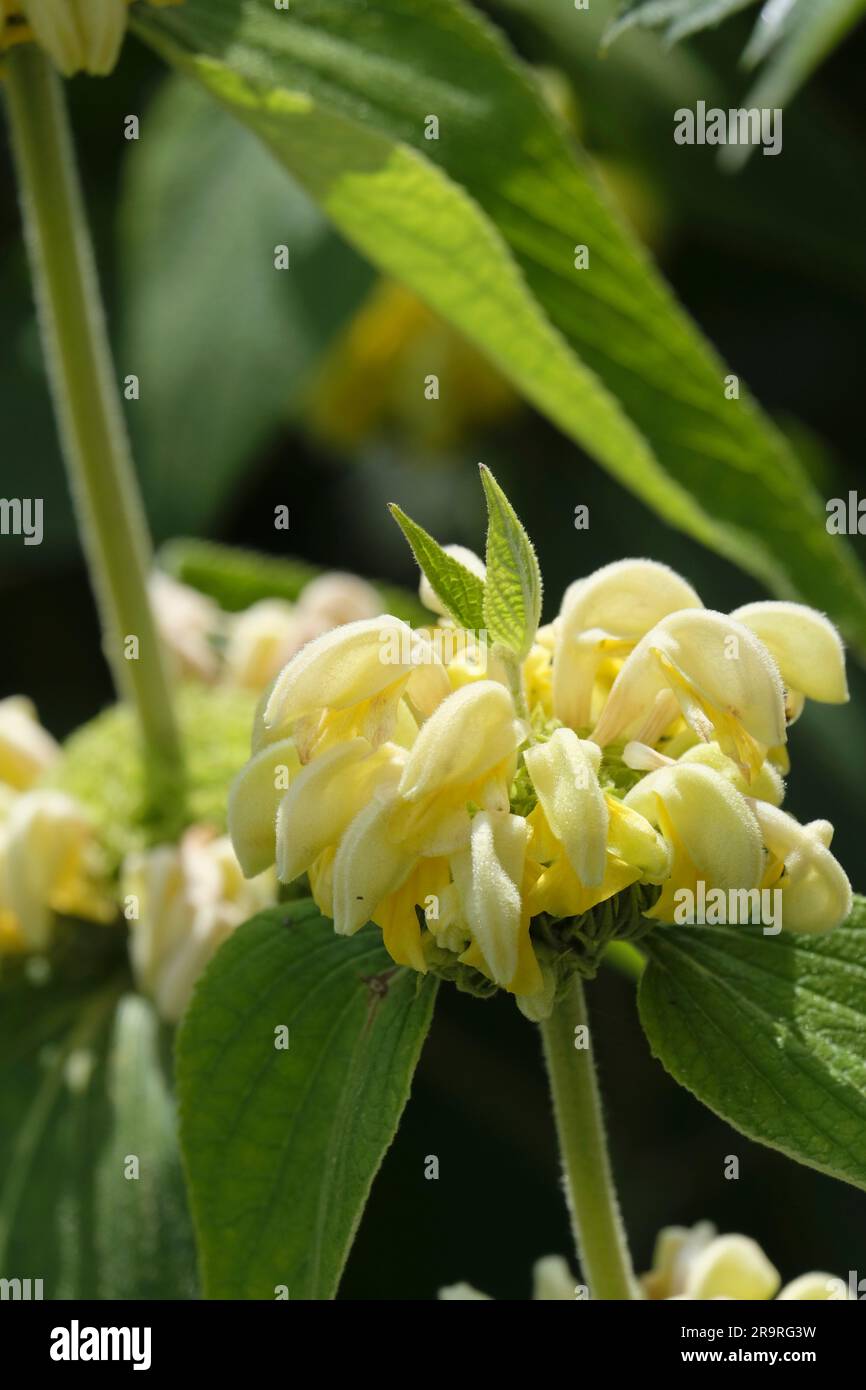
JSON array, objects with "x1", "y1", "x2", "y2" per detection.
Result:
[{"x1": 2, "y1": 1, "x2": 865, "y2": 1297}]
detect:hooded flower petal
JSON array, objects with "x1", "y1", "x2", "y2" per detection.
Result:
[
  {"x1": 228, "y1": 737, "x2": 300, "y2": 878},
  {"x1": 592, "y1": 609, "x2": 786, "y2": 778},
  {"x1": 524, "y1": 728, "x2": 608, "y2": 887},
  {"x1": 554, "y1": 559, "x2": 702, "y2": 730},
  {"x1": 731, "y1": 601, "x2": 848, "y2": 707},
  {"x1": 276, "y1": 738, "x2": 404, "y2": 884},
  {"x1": 750, "y1": 801, "x2": 852, "y2": 933},
  {"x1": 450, "y1": 811, "x2": 531, "y2": 988},
  {"x1": 398, "y1": 680, "x2": 522, "y2": 802},
  {"x1": 624, "y1": 763, "x2": 763, "y2": 921},
  {"x1": 264, "y1": 615, "x2": 414, "y2": 729},
  {"x1": 683, "y1": 1235, "x2": 780, "y2": 1301},
  {"x1": 331, "y1": 792, "x2": 416, "y2": 938}
]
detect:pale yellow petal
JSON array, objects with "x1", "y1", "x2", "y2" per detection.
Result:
[
  {"x1": 276, "y1": 739, "x2": 404, "y2": 884},
  {"x1": 732, "y1": 601, "x2": 848, "y2": 704},
  {"x1": 331, "y1": 794, "x2": 415, "y2": 937},
  {"x1": 524, "y1": 728, "x2": 607, "y2": 886},
  {"x1": 554, "y1": 560, "x2": 702, "y2": 729},
  {"x1": 624, "y1": 763, "x2": 763, "y2": 901},
  {"x1": 228, "y1": 737, "x2": 300, "y2": 878},
  {"x1": 264, "y1": 615, "x2": 412, "y2": 728},
  {"x1": 683, "y1": 1235, "x2": 780, "y2": 1301},
  {"x1": 398, "y1": 680, "x2": 521, "y2": 802},
  {"x1": 777, "y1": 1273, "x2": 851, "y2": 1300},
  {"x1": 751, "y1": 802, "x2": 852, "y2": 933},
  {"x1": 592, "y1": 610, "x2": 786, "y2": 774},
  {"x1": 451, "y1": 811, "x2": 527, "y2": 987}
]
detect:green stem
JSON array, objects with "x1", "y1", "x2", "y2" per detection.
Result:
[
  {"x1": 603, "y1": 939, "x2": 646, "y2": 983},
  {"x1": 540, "y1": 976, "x2": 640, "y2": 1299},
  {"x1": 497, "y1": 646, "x2": 530, "y2": 722},
  {"x1": 4, "y1": 46, "x2": 182, "y2": 786}
]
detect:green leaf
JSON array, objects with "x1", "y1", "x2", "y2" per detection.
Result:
[
  {"x1": 120, "y1": 72, "x2": 371, "y2": 538},
  {"x1": 177, "y1": 900, "x2": 438, "y2": 1299},
  {"x1": 388, "y1": 503, "x2": 485, "y2": 629},
  {"x1": 0, "y1": 973, "x2": 196, "y2": 1298},
  {"x1": 480, "y1": 465, "x2": 542, "y2": 657},
  {"x1": 93, "y1": 995, "x2": 197, "y2": 1299},
  {"x1": 131, "y1": 0, "x2": 866, "y2": 659},
  {"x1": 639, "y1": 900, "x2": 866, "y2": 1191}
]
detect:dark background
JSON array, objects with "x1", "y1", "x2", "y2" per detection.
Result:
[{"x1": 2, "y1": 3, "x2": 865, "y2": 1297}]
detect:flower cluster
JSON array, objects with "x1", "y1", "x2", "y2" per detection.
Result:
[
  {"x1": 439, "y1": 1223, "x2": 851, "y2": 1301},
  {"x1": 231, "y1": 521, "x2": 852, "y2": 1021},
  {"x1": 0, "y1": 568, "x2": 386, "y2": 1020},
  {"x1": 0, "y1": 0, "x2": 182, "y2": 77}
]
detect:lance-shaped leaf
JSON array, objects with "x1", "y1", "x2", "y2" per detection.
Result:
[
  {"x1": 639, "y1": 898, "x2": 866, "y2": 1191},
  {"x1": 389, "y1": 503, "x2": 486, "y2": 630},
  {"x1": 480, "y1": 465, "x2": 542, "y2": 658},
  {"x1": 176, "y1": 900, "x2": 437, "y2": 1299}
]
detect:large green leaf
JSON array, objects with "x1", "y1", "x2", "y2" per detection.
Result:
[
  {"x1": 0, "y1": 969, "x2": 195, "y2": 1298},
  {"x1": 120, "y1": 72, "x2": 371, "y2": 537},
  {"x1": 176, "y1": 901, "x2": 438, "y2": 1299},
  {"x1": 131, "y1": 0, "x2": 866, "y2": 655},
  {"x1": 639, "y1": 898, "x2": 866, "y2": 1191}
]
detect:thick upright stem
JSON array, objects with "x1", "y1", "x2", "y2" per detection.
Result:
[
  {"x1": 4, "y1": 46, "x2": 182, "y2": 784},
  {"x1": 540, "y1": 976, "x2": 640, "y2": 1299}
]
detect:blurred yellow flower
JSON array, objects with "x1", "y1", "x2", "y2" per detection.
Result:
[
  {"x1": 123, "y1": 825, "x2": 273, "y2": 1023},
  {"x1": 0, "y1": 695, "x2": 59, "y2": 790},
  {"x1": 0, "y1": 789, "x2": 114, "y2": 953},
  {"x1": 2, "y1": 0, "x2": 183, "y2": 75},
  {"x1": 643, "y1": 1222, "x2": 850, "y2": 1301}
]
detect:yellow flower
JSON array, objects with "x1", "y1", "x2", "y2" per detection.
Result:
[
  {"x1": 731, "y1": 601, "x2": 848, "y2": 723},
  {"x1": 591, "y1": 609, "x2": 786, "y2": 779},
  {"x1": 123, "y1": 826, "x2": 273, "y2": 1023},
  {"x1": 0, "y1": 789, "x2": 114, "y2": 952},
  {"x1": 229, "y1": 541, "x2": 853, "y2": 1013},
  {"x1": 553, "y1": 559, "x2": 702, "y2": 730},
  {"x1": 0, "y1": 695, "x2": 59, "y2": 789},
  {"x1": 750, "y1": 801, "x2": 852, "y2": 933},
  {"x1": 623, "y1": 762, "x2": 763, "y2": 923},
  {"x1": 642, "y1": 1222, "x2": 850, "y2": 1301},
  {"x1": 3, "y1": 1, "x2": 184, "y2": 75}
]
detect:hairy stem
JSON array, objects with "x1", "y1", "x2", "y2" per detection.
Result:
[
  {"x1": 4, "y1": 46, "x2": 183, "y2": 791},
  {"x1": 540, "y1": 976, "x2": 640, "y2": 1299}
]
